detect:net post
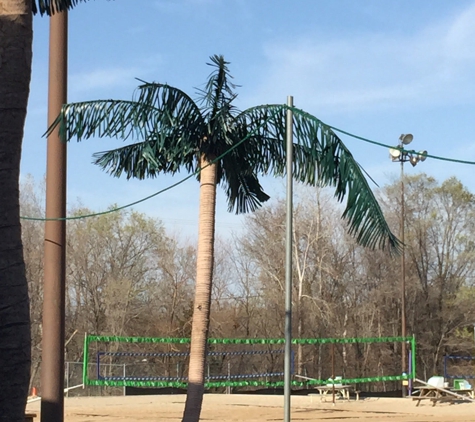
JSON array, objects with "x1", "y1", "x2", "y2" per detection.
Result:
[
  {"x1": 97, "y1": 352, "x2": 102, "y2": 380},
  {"x1": 82, "y1": 333, "x2": 89, "y2": 387},
  {"x1": 411, "y1": 335, "x2": 416, "y2": 381},
  {"x1": 123, "y1": 364, "x2": 126, "y2": 396}
]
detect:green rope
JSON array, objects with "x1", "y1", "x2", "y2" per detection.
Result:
[
  {"x1": 21, "y1": 104, "x2": 473, "y2": 222},
  {"x1": 287, "y1": 106, "x2": 475, "y2": 166},
  {"x1": 20, "y1": 174, "x2": 196, "y2": 221},
  {"x1": 20, "y1": 106, "x2": 282, "y2": 222}
]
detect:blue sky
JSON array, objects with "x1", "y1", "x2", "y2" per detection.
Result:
[{"x1": 22, "y1": 0, "x2": 475, "y2": 239}]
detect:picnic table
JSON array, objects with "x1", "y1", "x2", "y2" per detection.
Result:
[
  {"x1": 310, "y1": 385, "x2": 356, "y2": 402},
  {"x1": 412, "y1": 386, "x2": 455, "y2": 406},
  {"x1": 412, "y1": 384, "x2": 474, "y2": 406}
]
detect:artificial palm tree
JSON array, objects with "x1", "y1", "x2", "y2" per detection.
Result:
[
  {"x1": 49, "y1": 55, "x2": 399, "y2": 422},
  {"x1": 32, "y1": 0, "x2": 90, "y2": 15},
  {"x1": 0, "y1": 2, "x2": 90, "y2": 421}
]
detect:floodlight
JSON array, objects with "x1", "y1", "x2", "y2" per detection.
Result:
[
  {"x1": 399, "y1": 134, "x2": 413, "y2": 145},
  {"x1": 418, "y1": 150, "x2": 427, "y2": 162},
  {"x1": 409, "y1": 156, "x2": 419, "y2": 166},
  {"x1": 389, "y1": 148, "x2": 401, "y2": 159}
]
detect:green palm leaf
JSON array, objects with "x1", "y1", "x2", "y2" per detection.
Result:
[
  {"x1": 198, "y1": 55, "x2": 238, "y2": 116},
  {"x1": 218, "y1": 129, "x2": 270, "y2": 213},
  {"x1": 46, "y1": 83, "x2": 207, "y2": 180},
  {"x1": 32, "y1": 0, "x2": 91, "y2": 16},
  {"x1": 92, "y1": 134, "x2": 196, "y2": 179},
  {"x1": 49, "y1": 84, "x2": 206, "y2": 145},
  {"x1": 238, "y1": 104, "x2": 401, "y2": 252}
]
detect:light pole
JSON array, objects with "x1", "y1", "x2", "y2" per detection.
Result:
[{"x1": 389, "y1": 134, "x2": 427, "y2": 397}]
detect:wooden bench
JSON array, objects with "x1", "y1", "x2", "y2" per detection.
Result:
[{"x1": 25, "y1": 413, "x2": 37, "y2": 422}]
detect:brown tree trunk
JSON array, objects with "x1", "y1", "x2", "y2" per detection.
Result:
[
  {"x1": 0, "y1": 1, "x2": 32, "y2": 421},
  {"x1": 182, "y1": 154, "x2": 217, "y2": 422}
]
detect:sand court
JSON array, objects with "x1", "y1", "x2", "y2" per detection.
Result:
[{"x1": 26, "y1": 394, "x2": 475, "y2": 421}]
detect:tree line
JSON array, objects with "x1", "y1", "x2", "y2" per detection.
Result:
[{"x1": 21, "y1": 173, "x2": 475, "y2": 393}]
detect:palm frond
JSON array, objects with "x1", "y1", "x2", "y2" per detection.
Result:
[
  {"x1": 32, "y1": 0, "x2": 91, "y2": 16},
  {"x1": 210, "y1": 108, "x2": 285, "y2": 214},
  {"x1": 196, "y1": 55, "x2": 240, "y2": 141},
  {"x1": 47, "y1": 83, "x2": 206, "y2": 147},
  {"x1": 198, "y1": 55, "x2": 238, "y2": 109},
  {"x1": 237, "y1": 104, "x2": 401, "y2": 253},
  {"x1": 92, "y1": 134, "x2": 196, "y2": 179},
  {"x1": 46, "y1": 83, "x2": 206, "y2": 181},
  {"x1": 234, "y1": 107, "x2": 288, "y2": 176},
  {"x1": 217, "y1": 129, "x2": 271, "y2": 214}
]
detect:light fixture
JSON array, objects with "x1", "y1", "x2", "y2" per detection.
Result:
[
  {"x1": 399, "y1": 134, "x2": 413, "y2": 145},
  {"x1": 389, "y1": 148, "x2": 401, "y2": 159},
  {"x1": 418, "y1": 150, "x2": 427, "y2": 162}
]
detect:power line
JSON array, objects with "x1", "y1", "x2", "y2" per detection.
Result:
[
  {"x1": 20, "y1": 107, "x2": 282, "y2": 221},
  {"x1": 325, "y1": 121, "x2": 475, "y2": 166},
  {"x1": 20, "y1": 104, "x2": 475, "y2": 222}
]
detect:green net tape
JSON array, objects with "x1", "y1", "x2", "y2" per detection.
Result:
[
  {"x1": 86, "y1": 335, "x2": 412, "y2": 345},
  {"x1": 86, "y1": 374, "x2": 409, "y2": 389}
]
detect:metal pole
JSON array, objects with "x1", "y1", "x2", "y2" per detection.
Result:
[
  {"x1": 332, "y1": 343, "x2": 335, "y2": 405},
  {"x1": 123, "y1": 364, "x2": 126, "y2": 396},
  {"x1": 82, "y1": 333, "x2": 88, "y2": 389},
  {"x1": 41, "y1": 9, "x2": 68, "y2": 422},
  {"x1": 284, "y1": 96, "x2": 294, "y2": 422},
  {"x1": 66, "y1": 362, "x2": 69, "y2": 398},
  {"x1": 411, "y1": 335, "x2": 416, "y2": 388},
  {"x1": 400, "y1": 160, "x2": 407, "y2": 398}
]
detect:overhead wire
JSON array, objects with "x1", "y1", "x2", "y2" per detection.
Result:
[
  {"x1": 326, "y1": 122, "x2": 475, "y2": 166},
  {"x1": 20, "y1": 106, "x2": 282, "y2": 221},
  {"x1": 20, "y1": 104, "x2": 475, "y2": 222}
]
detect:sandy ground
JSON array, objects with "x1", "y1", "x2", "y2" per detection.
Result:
[{"x1": 26, "y1": 394, "x2": 475, "y2": 421}]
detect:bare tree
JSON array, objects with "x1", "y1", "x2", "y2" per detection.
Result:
[{"x1": 19, "y1": 176, "x2": 45, "y2": 392}]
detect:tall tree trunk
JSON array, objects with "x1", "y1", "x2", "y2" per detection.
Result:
[
  {"x1": 182, "y1": 155, "x2": 217, "y2": 422},
  {"x1": 0, "y1": 1, "x2": 32, "y2": 421}
]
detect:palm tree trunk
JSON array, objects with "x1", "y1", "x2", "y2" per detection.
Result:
[
  {"x1": 182, "y1": 154, "x2": 217, "y2": 422},
  {"x1": 0, "y1": 1, "x2": 32, "y2": 421}
]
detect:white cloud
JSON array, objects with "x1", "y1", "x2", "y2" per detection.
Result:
[
  {"x1": 153, "y1": 0, "x2": 220, "y2": 14},
  {"x1": 68, "y1": 54, "x2": 164, "y2": 99},
  {"x1": 69, "y1": 67, "x2": 143, "y2": 94},
  {"x1": 442, "y1": 3, "x2": 475, "y2": 62},
  {"x1": 247, "y1": 3, "x2": 475, "y2": 114}
]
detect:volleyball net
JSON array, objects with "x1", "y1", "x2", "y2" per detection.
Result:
[
  {"x1": 82, "y1": 334, "x2": 416, "y2": 389},
  {"x1": 444, "y1": 355, "x2": 475, "y2": 380}
]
